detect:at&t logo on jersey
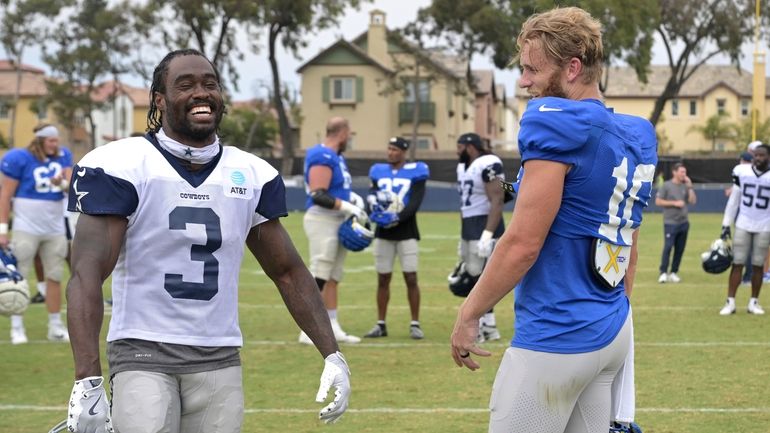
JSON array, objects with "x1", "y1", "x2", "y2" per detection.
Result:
[{"x1": 223, "y1": 168, "x2": 254, "y2": 199}]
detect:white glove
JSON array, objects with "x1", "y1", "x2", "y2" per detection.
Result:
[
  {"x1": 315, "y1": 351, "x2": 351, "y2": 424},
  {"x1": 68, "y1": 376, "x2": 114, "y2": 433},
  {"x1": 339, "y1": 200, "x2": 368, "y2": 224},
  {"x1": 477, "y1": 230, "x2": 495, "y2": 258}
]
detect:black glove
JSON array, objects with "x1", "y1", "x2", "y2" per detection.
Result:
[{"x1": 720, "y1": 226, "x2": 731, "y2": 240}]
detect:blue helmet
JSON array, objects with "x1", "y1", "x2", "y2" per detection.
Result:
[{"x1": 338, "y1": 216, "x2": 374, "y2": 252}]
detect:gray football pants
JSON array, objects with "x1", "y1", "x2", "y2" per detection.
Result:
[{"x1": 111, "y1": 366, "x2": 244, "y2": 433}]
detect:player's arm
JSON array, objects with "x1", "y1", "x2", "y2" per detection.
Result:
[
  {"x1": 624, "y1": 229, "x2": 640, "y2": 297},
  {"x1": 308, "y1": 165, "x2": 364, "y2": 219},
  {"x1": 654, "y1": 185, "x2": 675, "y2": 207},
  {"x1": 452, "y1": 159, "x2": 567, "y2": 369},
  {"x1": 0, "y1": 176, "x2": 19, "y2": 247},
  {"x1": 397, "y1": 179, "x2": 426, "y2": 221},
  {"x1": 483, "y1": 177, "x2": 504, "y2": 232},
  {"x1": 246, "y1": 219, "x2": 339, "y2": 357},
  {"x1": 67, "y1": 214, "x2": 127, "y2": 379},
  {"x1": 721, "y1": 182, "x2": 741, "y2": 229},
  {"x1": 685, "y1": 176, "x2": 696, "y2": 204}
]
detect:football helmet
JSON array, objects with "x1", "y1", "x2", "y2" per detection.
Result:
[
  {"x1": 0, "y1": 247, "x2": 30, "y2": 317},
  {"x1": 701, "y1": 238, "x2": 733, "y2": 274},
  {"x1": 338, "y1": 216, "x2": 374, "y2": 252},
  {"x1": 447, "y1": 261, "x2": 479, "y2": 297}
]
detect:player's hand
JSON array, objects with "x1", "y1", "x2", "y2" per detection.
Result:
[
  {"x1": 0, "y1": 234, "x2": 9, "y2": 249},
  {"x1": 370, "y1": 211, "x2": 398, "y2": 228},
  {"x1": 68, "y1": 376, "x2": 114, "y2": 433},
  {"x1": 316, "y1": 351, "x2": 351, "y2": 424},
  {"x1": 476, "y1": 230, "x2": 494, "y2": 258},
  {"x1": 450, "y1": 308, "x2": 492, "y2": 371},
  {"x1": 721, "y1": 226, "x2": 731, "y2": 241},
  {"x1": 339, "y1": 200, "x2": 368, "y2": 224}
]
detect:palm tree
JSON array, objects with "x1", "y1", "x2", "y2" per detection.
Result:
[{"x1": 687, "y1": 112, "x2": 735, "y2": 152}]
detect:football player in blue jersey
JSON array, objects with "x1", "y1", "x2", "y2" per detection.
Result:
[
  {"x1": 64, "y1": 49, "x2": 350, "y2": 433},
  {"x1": 0, "y1": 124, "x2": 72, "y2": 345},
  {"x1": 451, "y1": 132, "x2": 507, "y2": 343},
  {"x1": 363, "y1": 137, "x2": 429, "y2": 339},
  {"x1": 450, "y1": 7, "x2": 657, "y2": 432},
  {"x1": 300, "y1": 117, "x2": 366, "y2": 345}
]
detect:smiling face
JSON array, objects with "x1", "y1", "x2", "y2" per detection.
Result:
[
  {"x1": 155, "y1": 54, "x2": 224, "y2": 146},
  {"x1": 518, "y1": 40, "x2": 566, "y2": 99}
]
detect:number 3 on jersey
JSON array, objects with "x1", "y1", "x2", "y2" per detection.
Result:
[
  {"x1": 599, "y1": 158, "x2": 655, "y2": 244},
  {"x1": 165, "y1": 206, "x2": 221, "y2": 301}
]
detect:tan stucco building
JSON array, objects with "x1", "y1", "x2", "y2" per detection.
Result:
[
  {"x1": 515, "y1": 65, "x2": 768, "y2": 154},
  {"x1": 297, "y1": 10, "x2": 508, "y2": 156}
]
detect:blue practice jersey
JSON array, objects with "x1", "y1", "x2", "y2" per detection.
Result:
[
  {"x1": 303, "y1": 144, "x2": 352, "y2": 209},
  {"x1": 369, "y1": 161, "x2": 429, "y2": 208},
  {"x1": 513, "y1": 97, "x2": 657, "y2": 354},
  {"x1": 1, "y1": 147, "x2": 73, "y2": 201}
]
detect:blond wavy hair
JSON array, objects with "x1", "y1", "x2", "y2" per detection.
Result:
[
  {"x1": 27, "y1": 124, "x2": 59, "y2": 162},
  {"x1": 514, "y1": 7, "x2": 603, "y2": 85}
]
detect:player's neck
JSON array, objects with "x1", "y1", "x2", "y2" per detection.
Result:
[
  {"x1": 390, "y1": 160, "x2": 405, "y2": 170},
  {"x1": 566, "y1": 83, "x2": 602, "y2": 102},
  {"x1": 322, "y1": 139, "x2": 340, "y2": 154}
]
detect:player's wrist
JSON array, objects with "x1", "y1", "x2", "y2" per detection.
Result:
[
  {"x1": 0, "y1": 223, "x2": 8, "y2": 235},
  {"x1": 480, "y1": 230, "x2": 494, "y2": 242}
]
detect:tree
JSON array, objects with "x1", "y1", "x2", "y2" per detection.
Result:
[
  {"x1": 127, "y1": 0, "x2": 257, "y2": 91},
  {"x1": 649, "y1": 0, "x2": 755, "y2": 125},
  {"x1": 731, "y1": 117, "x2": 770, "y2": 149},
  {"x1": 688, "y1": 112, "x2": 735, "y2": 152},
  {"x1": 247, "y1": 0, "x2": 369, "y2": 176},
  {"x1": 219, "y1": 104, "x2": 279, "y2": 155},
  {"x1": 420, "y1": 0, "x2": 522, "y2": 70},
  {"x1": 43, "y1": 0, "x2": 133, "y2": 148},
  {"x1": 0, "y1": 0, "x2": 71, "y2": 146}
]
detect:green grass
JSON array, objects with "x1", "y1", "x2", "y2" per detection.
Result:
[{"x1": 1, "y1": 212, "x2": 769, "y2": 432}]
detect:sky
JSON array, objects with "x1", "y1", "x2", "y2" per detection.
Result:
[
  {"x1": 9, "y1": 0, "x2": 768, "y2": 102},
  {"x1": 229, "y1": 0, "x2": 519, "y2": 101}
]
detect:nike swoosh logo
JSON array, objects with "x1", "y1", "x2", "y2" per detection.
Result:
[
  {"x1": 77, "y1": 168, "x2": 86, "y2": 177},
  {"x1": 88, "y1": 394, "x2": 101, "y2": 416},
  {"x1": 538, "y1": 105, "x2": 563, "y2": 112}
]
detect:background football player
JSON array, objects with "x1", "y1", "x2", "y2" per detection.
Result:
[
  {"x1": 451, "y1": 132, "x2": 506, "y2": 343},
  {"x1": 719, "y1": 143, "x2": 770, "y2": 315},
  {"x1": 364, "y1": 136, "x2": 429, "y2": 339}
]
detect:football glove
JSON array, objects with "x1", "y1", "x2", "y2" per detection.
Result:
[
  {"x1": 720, "y1": 226, "x2": 731, "y2": 241},
  {"x1": 476, "y1": 230, "x2": 494, "y2": 258},
  {"x1": 370, "y1": 211, "x2": 399, "y2": 228},
  {"x1": 339, "y1": 200, "x2": 368, "y2": 224},
  {"x1": 316, "y1": 351, "x2": 351, "y2": 424},
  {"x1": 68, "y1": 376, "x2": 113, "y2": 433}
]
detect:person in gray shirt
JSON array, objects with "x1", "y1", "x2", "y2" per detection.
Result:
[{"x1": 655, "y1": 163, "x2": 697, "y2": 283}]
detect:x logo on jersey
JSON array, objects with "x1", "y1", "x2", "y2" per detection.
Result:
[{"x1": 602, "y1": 244, "x2": 623, "y2": 274}]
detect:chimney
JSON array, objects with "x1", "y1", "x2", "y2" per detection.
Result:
[{"x1": 367, "y1": 10, "x2": 388, "y2": 64}]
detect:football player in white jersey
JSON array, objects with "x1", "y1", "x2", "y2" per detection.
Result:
[
  {"x1": 64, "y1": 49, "x2": 350, "y2": 433},
  {"x1": 719, "y1": 143, "x2": 770, "y2": 315},
  {"x1": 451, "y1": 132, "x2": 506, "y2": 342},
  {"x1": 0, "y1": 124, "x2": 72, "y2": 344}
]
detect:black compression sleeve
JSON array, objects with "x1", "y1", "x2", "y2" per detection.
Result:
[{"x1": 310, "y1": 188, "x2": 336, "y2": 209}]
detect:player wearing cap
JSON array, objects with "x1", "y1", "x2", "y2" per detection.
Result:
[
  {"x1": 451, "y1": 132, "x2": 507, "y2": 342},
  {"x1": 364, "y1": 137, "x2": 429, "y2": 339}
]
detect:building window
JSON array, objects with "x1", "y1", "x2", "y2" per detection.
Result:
[
  {"x1": 689, "y1": 100, "x2": 697, "y2": 116},
  {"x1": 741, "y1": 99, "x2": 750, "y2": 117},
  {"x1": 671, "y1": 99, "x2": 679, "y2": 117},
  {"x1": 404, "y1": 79, "x2": 430, "y2": 102},
  {"x1": 716, "y1": 98, "x2": 726, "y2": 115},
  {"x1": 120, "y1": 106, "x2": 127, "y2": 131},
  {"x1": 331, "y1": 77, "x2": 355, "y2": 103},
  {"x1": 0, "y1": 101, "x2": 8, "y2": 119}
]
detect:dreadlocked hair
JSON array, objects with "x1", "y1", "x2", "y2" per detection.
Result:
[
  {"x1": 28, "y1": 124, "x2": 56, "y2": 162},
  {"x1": 146, "y1": 48, "x2": 222, "y2": 132}
]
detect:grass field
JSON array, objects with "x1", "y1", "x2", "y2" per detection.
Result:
[{"x1": 1, "y1": 211, "x2": 769, "y2": 433}]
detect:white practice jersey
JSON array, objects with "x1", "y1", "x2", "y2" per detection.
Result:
[
  {"x1": 69, "y1": 135, "x2": 287, "y2": 347},
  {"x1": 456, "y1": 154, "x2": 505, "y2": 219},
  {"x1": 727, "y1": 163, "x2": 770, "y2": 232}
]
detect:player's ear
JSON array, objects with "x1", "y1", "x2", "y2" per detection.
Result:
[
  {"x1": 153, "y1": 91, "x2": 165, "y2": 112},
  {"x1": 566, "y1": 57, "x2": 582, "y2": 83}
]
